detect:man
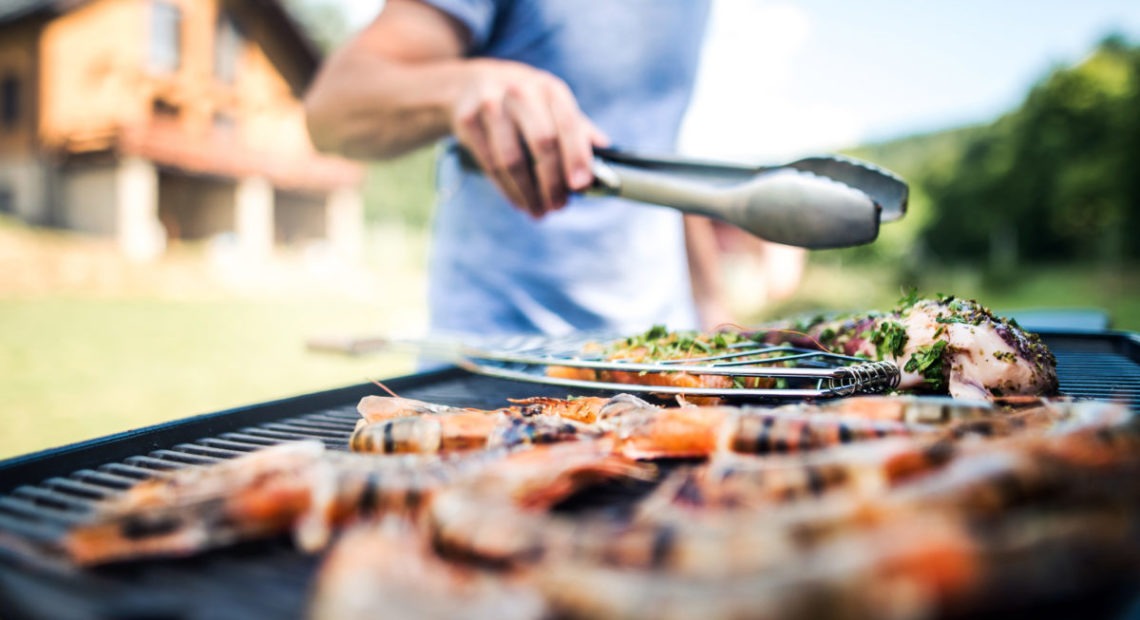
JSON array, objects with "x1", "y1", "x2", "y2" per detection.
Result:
[{"x1": 304, "y1": 0, "x2": 728, "y2": 337}]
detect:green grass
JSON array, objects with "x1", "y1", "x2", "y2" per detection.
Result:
[{"x1": 0, "y1": 298, "x2": 417, "y2": 459}]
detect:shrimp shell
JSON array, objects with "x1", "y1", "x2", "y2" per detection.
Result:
[{"x1": 309, "y1": 516, "x2": 546, "y2": 620}]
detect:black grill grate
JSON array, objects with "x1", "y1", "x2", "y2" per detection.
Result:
[{"x1": 0, "y1": 332, "x2": 1137, "y2": 620}]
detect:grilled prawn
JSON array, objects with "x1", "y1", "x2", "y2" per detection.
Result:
[
  {"x1": 357, "y1": 395, "x2": 613, "y2": 424},
  {"x1": 309, "y1": 517, "x2": 546, "y2": 620},
  {"x1": 63, "y1": 441, "x2": 509, "y2": 565}
]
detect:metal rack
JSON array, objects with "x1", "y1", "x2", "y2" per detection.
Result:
[{"x1": 453, "y1": 332, "x2": 902, "y2": 399}]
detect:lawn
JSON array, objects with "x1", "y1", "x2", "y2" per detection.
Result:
[{"x1": 0, "y1": 297, "x2": 419, "y2": 459}]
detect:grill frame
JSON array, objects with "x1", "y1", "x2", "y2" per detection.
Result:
[{"x1": 0, "y1": 329, "x2": 1138, "y2": 620}]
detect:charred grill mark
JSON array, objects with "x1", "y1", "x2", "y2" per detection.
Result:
[
  {"x1": 358, "y1": 471, "x2": 380, "y2": 514},
  {"x1": 756, "y1": 417, "x2": 774, "y2": 454},
  {"x1": 383, "y1": 422, "x2": 396, "y2": 454},
  {"x1": 806, "y1": 466, "x2": 826, "y2": 496},
  {"x1": 120, "y1": 512, "x2": 185, "y2": 540},
  {"x1": 650, "y1": 523, "x2": 676, "y2": 569}
]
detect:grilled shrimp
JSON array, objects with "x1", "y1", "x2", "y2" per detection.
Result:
[
  {"x1": 427, "y1": 440, "x2": 655, "y2": 564},
  {"x1": 309, "y1": 517, "x2": 546, "y2": 620},
  {"x1": 356, "y1": 395, "x2": 613, "y2": 424},
  {"x1": 65, "y1": 441, "x2": 326, "y2": 565},
  {"x1": 63, "y1": 442, "x2": 511, "y2": 565},
  {"x1": 534, "y1": 508, "x2": 1140, "y2": 620},
  {"x1": 350, "y1": 413, "x2": 601, "y2": 454},
  {"x1": 608, "y1": 403, "x2": 941, "y2": 460},
  {"x1": 351, "y1": 412, "x2": 503, "y2": 454},
  {"x1": 640, "y1": 437, "x2": 952, "y2": 512}
]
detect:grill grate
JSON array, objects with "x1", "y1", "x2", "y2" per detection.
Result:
[
  {"x1": 456, "y1": 331, "x2": 903, "y2": 398},
  {"x1": 0, "y1": 331, "x2": 1137, "y2": 619}
]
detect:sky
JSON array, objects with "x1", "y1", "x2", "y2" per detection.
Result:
[{"x1": 331, "y1": 0, "x2": 1140, "y2": 163}]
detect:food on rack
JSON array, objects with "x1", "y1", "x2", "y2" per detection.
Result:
[
  {"x1": 56, "y1": 390, "x2": 1140, "y2": 620},
  {"x1": 351, "y1": 411, "x2": 601, "y2": 454},
  {"x1": 357, "y1": 395, "x2": 611, "y2": 424},
  {"x1": 761, "y1": 294, "x2": 1058, "y2": 401},
  {"x1": 546, "y1": 326, "x2": 778, "y2": 404},
  {"x1": 350, "y1": 395, "x2": 617, "y2": 454},
  {"x1": 63, "y1": 441, "x2": 512, "y2": 565},
  {"x1": 547, "y1": 295, "x2": 1058, "y2": 403},
  {"x1": 541, "y1": 295, "x2": 1056, "y2": 403},
  {"x1": 310, "y1": 517, "x2": 545, "y2": 620}
]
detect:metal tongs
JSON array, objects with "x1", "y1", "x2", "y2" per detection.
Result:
[
  {"x1": 586, "y1": 147, "x2": 907, "y2": 249},
  {"x1": 457, "y1": 145, "x2": 908, "y2": 249}
]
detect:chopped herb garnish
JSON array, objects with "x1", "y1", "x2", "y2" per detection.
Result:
[
  {"x1": 904, "y1": 340, "x2": 950, "y2": 391},
  {"x1": 897, "y1": 288, "x2": 920, "y2": 311},
  {"x1": 871, "y1": 321, "x2": 908, "y2": 358}
]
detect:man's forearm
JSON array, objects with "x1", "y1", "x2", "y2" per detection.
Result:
[
  {"x1": 303, "y1": 0, "x2": 601, "y2": 215},
  {"x1": 684, "y1": 215, "x2": 732, "y2": 330},
  {"x1": 304, "y1": 45, "x2": 467, "y2": 160}
]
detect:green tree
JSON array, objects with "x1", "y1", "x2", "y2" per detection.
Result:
[{"x1": 918, "y1": 35, "x2": 1140, "y2": 265}]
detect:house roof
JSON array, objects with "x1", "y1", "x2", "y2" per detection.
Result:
[{"x1": 0, "y1": 0, "x2": 323, "y2": 84}]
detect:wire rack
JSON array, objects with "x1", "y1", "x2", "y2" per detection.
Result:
[{"x1": 450, "y1": 332, "x2": 901, "y2": 400}]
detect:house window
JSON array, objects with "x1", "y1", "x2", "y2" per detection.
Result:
[
  {"x1": 149, "y1": 0, "x2": 182, "y2": 74},
  {"x1": 152, "y1": 97, "x2": 181, "y2": 121},
  {"x1": 1, "y1": 75, "x2": 18, "y2": 129},
  {"x1": 214, "y1": 13, "x2": 242, "y2": 83}
]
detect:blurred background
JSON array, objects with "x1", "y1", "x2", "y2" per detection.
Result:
[{"x1": 1, "y1": 0, "x2": 1138, "y2": 458}]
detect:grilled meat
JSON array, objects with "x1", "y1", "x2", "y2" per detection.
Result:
[{"x1": 760, "y1": 296, "x2": 1058, "y2": 400}]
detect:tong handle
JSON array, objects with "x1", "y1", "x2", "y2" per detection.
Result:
[
  {"x1": 592, "y1": 147, "x2": 908, "y2": 222},
  {"x1": 452, "y1": 144, "x2": 891, "y2": 248}
]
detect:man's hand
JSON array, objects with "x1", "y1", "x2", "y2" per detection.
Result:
[
  {"x1": 304, "y1": 0, "x2": 607, "y2": 217},
  {"x1": 450, "y1": 59, "x2": 609, "y2": 217}
]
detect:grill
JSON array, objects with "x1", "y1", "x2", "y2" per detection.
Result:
[{"x1": 0, "y1": 329, "x2": 1138, "y2": 620}]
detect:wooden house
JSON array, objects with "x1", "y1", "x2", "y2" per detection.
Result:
[{"x1": 0, "y1": 0, "x2": 364, "y2": 261}]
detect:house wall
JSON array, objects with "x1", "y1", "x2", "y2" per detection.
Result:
[
  {"x1": 59, "y1": 163, "x2": 119, "y2": 235},
  {"x1": 16, "y1": 0, "x2": 362, "y2": 261},
  {"x1": 0, "y1": 20, "x2": 47, "y2": 221},
  {"x1": 39, "y1": 0, "x2": 144, "y2": 150},
  {"x1": 39, "y1": 0, "x2": 325, "y2": 162}
]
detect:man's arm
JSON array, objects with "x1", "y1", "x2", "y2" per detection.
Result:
[
  {"x1": 303, "y1": 0, "x2": 605, "y2": 217},
  {"x1": 684, "y1": 215, "x2": 733, "y2": 330}
]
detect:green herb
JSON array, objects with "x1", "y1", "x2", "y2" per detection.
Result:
[
  {"x1": 871, "y1": 321, "x2": 908, "y2": 358},
  {"x1": 896, "y1": 288, "x2": 920, "y2": 311},
  {"x1": 935, "y1": 315, "x2": 969, "y2": 325},
  {"x1": 645, "y1": 324, "x2": 669, "y2": 340},
  {"x1": 904, "y1": 340, "x2": 950, "y2": 391},
  {"x1": 993, "y1": 351, "x2": 1016, "y2": 363}
]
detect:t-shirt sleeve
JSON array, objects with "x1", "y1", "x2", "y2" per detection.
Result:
[{"x1": 418, "y1": 0, "x2": 499, "y2": 52}]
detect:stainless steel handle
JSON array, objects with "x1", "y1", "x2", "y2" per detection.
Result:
[{"x1": 591, "y1": 159, "x2": 881, "y2": 249}]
